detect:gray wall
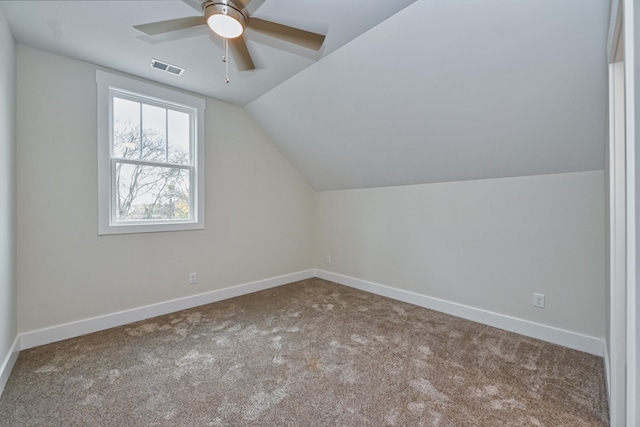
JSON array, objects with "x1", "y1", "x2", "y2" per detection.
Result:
[
  {"x1": 0, "y1": 6, "x2": 17, "y2": 380},
  {"x1": 16, "y1": 45, "x2": 315, "y2": 333},
  {"x1": 315, "y1": 171, "x2": 605, "y2": 338}
]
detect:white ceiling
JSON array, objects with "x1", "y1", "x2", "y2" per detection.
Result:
[
  {"x1": 1, "y1": 0, "x2": 610, "y2": 191},
  {"x1": 247, "y1": 0, "x2": 610, "y2": 190},
  {"x1": 0, "y1": 0, "x2": 417, "y2": 106}
]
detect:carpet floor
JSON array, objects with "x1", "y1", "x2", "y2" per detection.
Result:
[{"x1": 0, "y1": 279, "x2": 608, "y2": 426}]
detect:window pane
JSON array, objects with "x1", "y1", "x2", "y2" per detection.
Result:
[
  {"x1": 113, "y1": 97, "x2": 140, "y2": 159},
  {"x1": 142, "y1": 104, "x2": 167, "y2": 162},
  {"x1": 116, "y1": 163, "x2": 190, "y2": 221},
  {"x1": 168, "y1": 110, "x2": 190, "y2": 165}
]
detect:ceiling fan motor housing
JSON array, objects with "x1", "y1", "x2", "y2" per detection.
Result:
[{"x1": 204, "y1": 2, "x2": 247, "y2": 34}]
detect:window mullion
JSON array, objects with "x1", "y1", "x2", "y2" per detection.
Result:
[
  {"x1": 138, "y1": 102, "x2": 143, "y2": 161},
  {"x1": 115, "y1": 158, "x2": 192, "y2": 170},
  {"x1": 111, "y1": 158, "x2": 118, "y2": 225},
  {"x1": 165, "y1": 109, "x2": 169, "y2": 163},
  {"x1": 190, "y1": 165, "x2": 196, "y2": 221}
]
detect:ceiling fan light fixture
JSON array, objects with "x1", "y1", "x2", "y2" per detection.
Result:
[
  {"x1": 208, "y1": 14, "x2": 243, "y2": 38},
  {"x1": 205, "y1": 3, "x2": 246, "y2": 39}
]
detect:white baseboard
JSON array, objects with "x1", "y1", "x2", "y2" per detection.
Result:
[
  {"x1": 0, "y1": 335, "x2": 21, "y2": 398},
  {"x1": 315, "y1": 270, "x2": 605, "y2": 357},
  {"x1": 19, "y1": 270, "x2": 315, "y2": 350}
]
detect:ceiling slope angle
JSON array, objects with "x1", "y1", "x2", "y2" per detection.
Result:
[
  {"x1": 0, "y1": 0, "x2": 418, "y2": 105},
  {"x1": 246, "y1": 0, "x2": 610, "y2": 191},
  {"x1": 132, "y1": 0, "x2": 328, "y2": 74}
]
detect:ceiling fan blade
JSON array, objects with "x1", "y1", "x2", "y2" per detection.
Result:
[
  {"x1": 137, "y1": 26, "x2": 209, "y2": 44},
  {"x1": 248, "y1": 18, "x2": 326, "y2": 50},
  {"x1": 229, "y1": 36, "x2": 256, "y2": 71},
  {"x1": 134, "y1": 16, "x2": 206, "y2": 36},
  {"x1": 182, "y1": 0, "x2": 204, "y2": 12}
]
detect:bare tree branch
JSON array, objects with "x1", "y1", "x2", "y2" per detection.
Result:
[{"x1": 113, "y1": 124, "x2": 190, "y2": 220}]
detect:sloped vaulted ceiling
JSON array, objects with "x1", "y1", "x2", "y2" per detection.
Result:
[
  {"x1": 1, "y1": 0, "x2": 610, "y2": 191},
  {"x1": 246, "y1": 0, "x2": 609, "y2": 191}
]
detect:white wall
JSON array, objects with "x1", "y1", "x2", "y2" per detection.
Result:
[
  {"x1": 628, "y1": 0, "x2": 640, "y2": 421},
  {"x1": 16, "y1": 45, "x2": 315, "y2": 333},
  {"x1": 315, "y1": 171, "x2": 605, "y2": 338},
  {"x1": 0, "y1": 7, "x2": 17, "y2": 385}
]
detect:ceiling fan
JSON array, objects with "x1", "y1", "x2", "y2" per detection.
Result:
[{"x1": 133, "y1": 0, "x2": 326, "y2": 78}]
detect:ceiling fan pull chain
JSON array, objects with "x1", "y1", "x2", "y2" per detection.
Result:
[{"x1": 222, "y1": 38, "x2": 230, "y2": 83}]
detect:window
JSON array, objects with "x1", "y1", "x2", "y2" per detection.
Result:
[{"x1": 97, "y1": 70, "x2": 205, "y2": 234}]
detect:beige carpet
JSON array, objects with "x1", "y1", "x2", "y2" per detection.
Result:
[{"x1": 0, "y1": 279, "x2": 608, "y2": 426}]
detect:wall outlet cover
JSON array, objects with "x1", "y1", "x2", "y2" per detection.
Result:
[{"x1": 533, "y1": 293, "x2": 545, "y2": 308}]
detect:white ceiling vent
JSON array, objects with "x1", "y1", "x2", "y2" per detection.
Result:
[{"x1": 150, "y1": 59, "x2": 185, "y2": 76}]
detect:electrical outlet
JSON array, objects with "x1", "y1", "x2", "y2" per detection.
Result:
[
  {"x1": 533, "y1": 293, "x2": 545, "y2": 308},
  {"x1": 189, "y1": 272, "x2": 197, "y2": 284},
  {"x1": 326, "y1": 255, "x2": 331, "y2": 264}
]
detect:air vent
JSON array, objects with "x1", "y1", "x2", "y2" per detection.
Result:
[{"x1": 150, "y1": 59, "x2": 185, "y2": 76}]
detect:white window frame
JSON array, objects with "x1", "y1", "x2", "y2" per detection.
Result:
[{"x1": 97, "y1": 70, "x2": 205, "y2": 235}]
